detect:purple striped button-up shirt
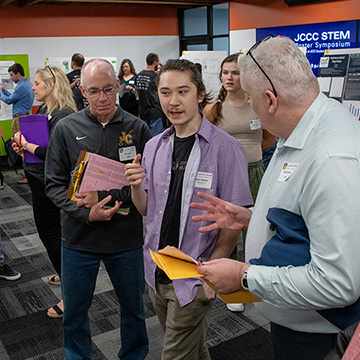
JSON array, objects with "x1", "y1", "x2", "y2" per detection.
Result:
[{"x1": 142, "y1": 118, "x2": 253, "y2": 306}]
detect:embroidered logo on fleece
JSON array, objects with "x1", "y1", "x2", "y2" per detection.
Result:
[{"x1": 119, "y1": 131, "x2": 133, "y2": 147}]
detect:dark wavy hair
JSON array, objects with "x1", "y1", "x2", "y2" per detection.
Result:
[
  {"x1": 118, "y1": 58, "x2": 136, "y2": 79},
  {"x1": 159, "y1": 59, "x2": 211, "y2": 113}
]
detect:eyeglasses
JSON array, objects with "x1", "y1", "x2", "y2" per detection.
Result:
[
  {"x1": 83, "y1": 84, "x2": 117, "y2": 98},
  {"x1": 46, "y1": 65, "x2": 56, "y2": 82},
  {"x1": 246, "y1": 35, "x2": 277, "y2": 97}
]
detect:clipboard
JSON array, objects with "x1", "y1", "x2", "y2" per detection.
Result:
[
  {"x1": 150, "y1": 246, "x2": 262, "y2": 304},
  {"x1": 19, "y1": 114, "x2": 50, "y2": 163},
  {"x1": 67, "y1": 151, "x2": 130, "y2": 215}
]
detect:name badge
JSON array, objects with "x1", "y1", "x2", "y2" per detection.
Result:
[
  {"x1": 278, "y1": 162, "x2": 298, "y2": 182},
  {"x1": 195, "y1": 171, "x2": 213, "y2": 189},
  {"x1": 119, "y1": 146, "x2": 137, "y2": 161},
  {"x1": 249, "y1": 119, "x2": 261, "y2": 131},
  {"x1": 129, "y1": 80, "x2": 135, "y2": 85}
]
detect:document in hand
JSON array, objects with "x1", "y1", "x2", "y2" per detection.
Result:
[
  {"x1": 19, "y1": 115, "x2": 50, "y2": 163},
  {"x1": 150, "y1": 246, "x2": 261, "y2": 304},
  {"x1": 342, "y1": 322, "x2": 360, "y2": 360},
  {"x1": 67, "y1": 150, "x2": 129, "y2": 201}
]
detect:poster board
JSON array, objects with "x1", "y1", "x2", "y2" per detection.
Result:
[
  {"x1": 45, "y1": 57, "x2": 118, "y2": 75},
  {"x1": 0, "y1": 54, "x2": 30, "y2": 155},
  {"x1": 180, "y1": 51, "x2": 227, "y2": 98},
  {"x1": 317, "y1": 48, "x2": 360, "y2": 119},
  {"x1": 317, "y1": 54, "x2": 349, "y2": 100},
  {"x1": 43, "y1": 56, "x2": 119, "y2": 106},
  {"x1": 257, "y1": 20, "x2": 357, "y2": 76},
  {"x1": 0, "y1": 61, "x2": 15, "y2": 122}
]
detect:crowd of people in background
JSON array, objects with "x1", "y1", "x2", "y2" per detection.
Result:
[{"x1": 0, "y1": 39, "x2": 359, "y2": 360}]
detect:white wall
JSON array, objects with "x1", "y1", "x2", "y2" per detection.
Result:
[
  {"x1": 230, "y1": 29, "x2": 256, "y2": 54},
  {"x1": 0, "y1": 35, "x2": 179, "y2": 82}
]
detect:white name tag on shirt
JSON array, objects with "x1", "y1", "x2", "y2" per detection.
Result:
[
  {"x1": 119, "y1": 146, "x2": 137, "y2": 161},
  {"x1": 195, "y1": 171, "x2": 213, "y2": 189},
  {"x1": 249, "y1": 119, "x2": 261, "y2": 130},
  {"x1": 129, "y1": 80, "x2": 135, "y2": 85},
  {"x1": 278, "y1": 162, "x2": 298, "y2": 182}
]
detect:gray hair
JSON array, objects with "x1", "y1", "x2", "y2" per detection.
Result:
[
  {"x1": 238, "y1": 37, "x2": 318, "y2": 104},
  {"x1": 81, "y1": 58, "x2": 117, "y2": 87}
]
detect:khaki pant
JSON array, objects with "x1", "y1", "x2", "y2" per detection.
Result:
[
  {"x1": 12, "y1": 113, "x2": 30, "y2": 136},
  {"x1": 12, "y1": 115, "x2": 21, "y2": 136},
  {"x1": 149, "y1": 283, "x2": 214, "y2": 360},
  {"x1": 12, "y1": 114, "x2": 29, "y2": 163}
]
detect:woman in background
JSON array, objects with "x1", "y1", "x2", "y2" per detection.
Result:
[
  {"x1": 204, "y1": 53, "x2": 267, "y2": 201},
  {"x1": 12, "y1": 66, "x2": 76, "y2": 318},
  {"x1": 118, "y1": 58, "x2": 139, "y2": 117}
]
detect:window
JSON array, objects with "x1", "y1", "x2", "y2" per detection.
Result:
[
  {"x1": 184, "y1": 7, "x2": 207, "y2": 36},
  {"x1": 213, "y1": 3, "x2": 229, "y2": 36},
  {"x1": 213, "y1": 37, "x2": 229, "y2": 52},
  {"x1": 187, "y1": 44, "x2": 208, "y2": 51},
  {"x1": 179, "y1": 3, "x2": 229, "y2": 55}
]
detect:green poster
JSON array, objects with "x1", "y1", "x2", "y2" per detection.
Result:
[{"x1": 0, "y1": 54, "x2": 31, "y2": 155}]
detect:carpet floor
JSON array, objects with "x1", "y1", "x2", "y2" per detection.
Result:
[{"x1": 0, "y1": 165, "x2": 275, "y2": 360}]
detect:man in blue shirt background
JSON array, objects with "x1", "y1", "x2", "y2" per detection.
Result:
[
  {"x1": 0, "y1": 63, "x2": 34, "y2": 184},
  {"x1": 0, "y1": 63, "x2": 34, "y2": 135}
]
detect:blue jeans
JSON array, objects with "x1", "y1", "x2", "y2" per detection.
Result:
[
  {"x1": 61, "y1": 246, "x2": 148, "y2": 360},
  {"x1": 143, "y1": 117, "x2": 164, "y2": 137}
]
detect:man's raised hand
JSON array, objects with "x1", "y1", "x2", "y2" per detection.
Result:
[
  {"x1": 125, "y1": 154, "x2": 145, "y2": 188},
  {"x1": 190, "y1": 192, "x2": 252, "y2": 232}
]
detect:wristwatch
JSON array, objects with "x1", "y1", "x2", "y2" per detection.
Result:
[{"x1": 241, "y1": 269, "x2": 249, "y2": 291}]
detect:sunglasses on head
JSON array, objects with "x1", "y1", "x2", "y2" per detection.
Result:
[{"x1": 246, "y1": 35, "x2": 277, "y2": 97}]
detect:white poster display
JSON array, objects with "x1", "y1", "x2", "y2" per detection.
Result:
[
  {"x1": 44, "y1": 57, "x2": 71, "y2": 73},
  {"x1": 45, "y1": 57, "x2": 118, "y2": 75},
  {"x1": 318, "y1": 48, "x2": 360, "y2": 119},
  {"x1": 317, "y1": 77, "x2": 331, "y2": 92},
  {"x1": 42, "y1": 57, "x2": 118, "y2": 106},
  {"x1": 329, "y1": 77, "x2": 345, "y2": 98},
  {"x1": 229, "y1": 29, "x2": 256, "y2": 54},
  {"x1": 0, "y1": 60, "x2": 15, "y2": 121},
  {"x1": 180, "y1": 51, "x2": 227, "y2": 98}
]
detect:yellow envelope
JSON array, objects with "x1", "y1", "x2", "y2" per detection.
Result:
[
  {"x1": 150, "y1": 248, "x2": 201, "y2": 279},
  {"x1": 150, "y1": 246, "x2": 261, "y2": 304}
]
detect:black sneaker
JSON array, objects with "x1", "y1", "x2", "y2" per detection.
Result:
[{"x1": 0, "y1": 264, "x2": 21, "y2": 280}]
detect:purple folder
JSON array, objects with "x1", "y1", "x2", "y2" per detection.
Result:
[{"x1": 19, "y1": 115, "x2": 50, "y2": 164}]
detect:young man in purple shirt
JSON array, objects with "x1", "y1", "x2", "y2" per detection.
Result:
[{"x1": 126, "y1": 59, "x2": 252, "y2": 360}]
